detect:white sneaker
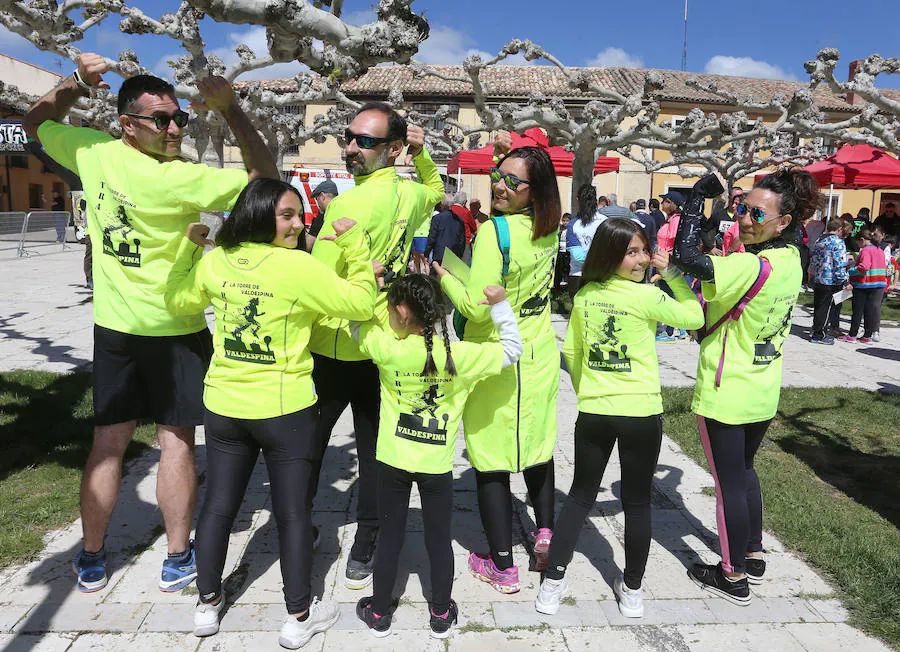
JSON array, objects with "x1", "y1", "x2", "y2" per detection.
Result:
[
  {"x1": 278, "y1": 597, "x2": 340, "y2": 649},
  {"x1": 193, "y1": 592, "x2": 226, "y2": 637},
  {"x1": 614, "y1": 574, "x2": 644, "y2": 618},
  {"x1": 534, "y1": 576, "x2": 568, "y2": 615},
  {"x1": 873, "y1": 331, "x2": 881, "y2": 342}
]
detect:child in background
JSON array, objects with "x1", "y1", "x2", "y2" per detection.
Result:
[
  {"x1": 841, "y1": 228, "x2": 888, "y2": 344},
  {"x1": 535, "y1": 218, "x2": 703, "y2": 618},
  {"x1": 352, "y1": 274, "x2": 522, "y2": 640}
]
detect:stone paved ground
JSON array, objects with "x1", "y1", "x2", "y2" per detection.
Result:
[{"x1": 0, "y1": 248, "x2": 897, "y2": 651}]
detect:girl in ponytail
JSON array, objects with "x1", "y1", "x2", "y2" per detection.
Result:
[{"x1": 350, "y1": 274, "x2": 522, "y2": 640}]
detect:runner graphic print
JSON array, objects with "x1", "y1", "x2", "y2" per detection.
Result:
[
  {"x1": 223, "y1": 295, "x2": 276, "y2": 365},
  {"x1": 395, "y1": 381, "x2": 450, "y2": 446}
]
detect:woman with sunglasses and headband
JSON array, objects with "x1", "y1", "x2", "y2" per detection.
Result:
[
  {"x1": 435, "y1": 132, "x2": 561, "y2": 594},
  {"x1": 673, "y1": 168, "x2": 823, "y2": 606}
]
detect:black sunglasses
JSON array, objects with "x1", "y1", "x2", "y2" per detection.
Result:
[
  {"x1": 344, "y1": 129, "x2": 392, "y2": 149},
  {"x1": 125, "y1": 111, "x2": 189, "y2": 130},
  {"x1": 490, "y1": 167, "x2": 530, "y2": 191}
]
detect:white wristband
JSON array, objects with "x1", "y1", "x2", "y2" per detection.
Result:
[{"x1": 73, "y1": 69, "x2": 92, "y2": 91}]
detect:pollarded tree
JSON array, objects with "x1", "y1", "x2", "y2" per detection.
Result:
[{"x1": 0, "y1": 0, "x2": 430, "y2": 166}]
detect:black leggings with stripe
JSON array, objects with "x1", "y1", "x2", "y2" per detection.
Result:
[{"x1": 697, "y1": 416, "x2": 771, "y2": 574}]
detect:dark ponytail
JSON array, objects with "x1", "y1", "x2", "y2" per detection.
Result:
[
  {"x1": 754, "y1": 168, "x2": 824, "y2": 237},
  {"x1": 387, "y1": 274, "x2": 457, "y2": 377}
]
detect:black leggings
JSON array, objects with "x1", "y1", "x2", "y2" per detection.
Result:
[
  {"x1": 373, "y1": 462, "x2": 454, "y2": 615},
  {"x1": 475, "y1": 460, "x2": 555, "y2": 571},
  {"x1": 546, "y1": 413, "x2": 662, "y2": 589},
  {"x1": 849, "y1": 287, "x2": 884, "y2": 338},
  {"x1": 197, "y1": 407, "x2": 318, "y2": 614},
  {"x1": 311, "y1": 354, "x2": 380, "y2": 560},
  {"x1": 812, "y1": 282, "x2": 842, "y2": 338},
  {"x1": 698, "y1": 416, "x2": 771, "y2": 574}
]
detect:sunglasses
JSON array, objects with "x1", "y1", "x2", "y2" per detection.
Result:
[
  {"x1": 125, "y1": 111, "x2": 189, "y2": 130},
  {"x1": 490, "y1": 167, "x2": 530, "y2": 191},
  {"x1": 735, "y1": 202, "x2": 780, "y2": 223},
  {"x1": 344, "y1": 129, "x2": 392, "y2": 149}
]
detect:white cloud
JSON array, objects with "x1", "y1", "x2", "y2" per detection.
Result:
[
  {"x1": 341, "y1": 9, "x2": 377, "y2": 25},
  {"x1": 414, "y1": 25, "x2": 492, "y2": 65},
  {"x1": 704, "y1": 55, "x2": 796, "y2": 81},
  {"x1": 586, "y1": 47, "x2": 644, "y2": 68}
]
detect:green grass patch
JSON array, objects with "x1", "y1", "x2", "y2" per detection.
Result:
[
  {"x1": 0, "y1": 370, "x2": 156, "y2": 569},
  {"x1": 662, "y1": 386, "x2": 900, "y2": 648},
  {"x1": 797, "y1": 290, "x2": 900, "y2": 321}
]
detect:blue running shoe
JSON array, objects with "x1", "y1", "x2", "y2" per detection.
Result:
[
  {"x1": 73, "y1": 549, "x2": 108, "y2": 593},
  {"x1": 159, "y1": 541, "x2": 197, "y2": 592},
  {"x1": 655, "y1": 333, "x2": 677, "y2": 343}
]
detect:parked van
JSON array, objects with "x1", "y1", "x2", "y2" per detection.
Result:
[{"x1": 285, "y1": 167, "x2": 356, "y2": 226}]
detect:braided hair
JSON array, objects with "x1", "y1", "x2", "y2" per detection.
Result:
[{"x1": 387, "y1": 274, "x2": 457, "y2": 377}]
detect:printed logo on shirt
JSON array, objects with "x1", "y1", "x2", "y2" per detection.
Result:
[
  {"x1": 223, "y1": 295, "x2": 276, "y2": 364},
  {"x1": 98, "y1": 182, "x2": 142, "y2": 267},
  {"x1": 519, "y1": 244, "x2": 557, "y2": 318},
  {"x1": 395, "y1": 383, "x2": 450, "y2": 446},
  {"x1": 586, "y1": 314, "x2": 632, "y2": 373},
  {"x1": 753, "y1": 294, "x2": 796, "y2": 366}
]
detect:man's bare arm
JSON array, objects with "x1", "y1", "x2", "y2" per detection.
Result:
[
  {"x1": 192, "y1": 77, "x2": 278, "y2": 181},
  {"x1": 23, "y1": 53, "x2": 109, "y2": 140}
]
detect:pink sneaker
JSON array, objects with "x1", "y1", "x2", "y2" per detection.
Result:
[
  {"x1": 858, "y1": 337, "x2": 873, "y2": 343},
  {"x1": 531, "y1": 528, "x2": 553, "y2": 571},
  {"x1": 838, "y1": 335, "x2": 857, "y2": 343},
  {"x1": 467, "y1": 553, "x2": 520, "y2": 594}
]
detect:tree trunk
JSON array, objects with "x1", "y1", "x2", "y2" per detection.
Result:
[{"x1": 570, "y1": 144, "x2": 596, "y2": 213}]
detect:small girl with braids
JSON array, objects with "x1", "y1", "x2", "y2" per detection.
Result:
[{"x1": 350, "y1": 273, "x2": 522, "y2": 640}]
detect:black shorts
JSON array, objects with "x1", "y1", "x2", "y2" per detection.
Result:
[{"x1": 93, "y1": 325, "x2": 213, "y2": 427}]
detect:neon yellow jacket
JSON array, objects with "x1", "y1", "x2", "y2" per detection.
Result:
[
  {"x1": 164, "y1": 225, "x2": 376, "y2": 419},
  {"x1": 441, "y1": 214, "x2": 560, "y2": 472},
  {"x1": 565, "y1": 274, "x2": 703, "y2": 416},
  {"x1": 309, "y1": 148, "x2": 444, "y2": 360}
]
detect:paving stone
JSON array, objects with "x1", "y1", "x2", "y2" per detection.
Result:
[
  {"x1": 13, "y1": 602, "x2": 152, "y2": 633},
  {"x1": 601, "y1": 598, "x2": 716, "y2": 626},
  {"x1": 321, "y1": 629, "x2": 442, "y2": 651},
  {"x1": 451, "y1": 627, "x2": 569, "y2": 651},
  {"x1": 492, "y1": 598, "x2": 606, "y2": 628},
  {"x1": 703, "y1": 596, "x2": 823, "y2": 624},
  {"x1": 140, "y1": 602, "x2": 195, "y2": 632},
  {"x1": 562, "y1": 625, "x2": 680, "y2": 651},
  {"x1": 676, "y1": 623, "x2": 807, "y2": 651},
  {"x1": 0, "y1": 633, "x2": 77, "y2": 651},
  {"x1": 783, "y1": 623, "x2": 893, "y2": 651},
  {"x1": 197, "y1": 630, "x2": 326, "y2": 651},
  {"x1": 68, "y1": 632, "x2": 200, "y2": 651},
  {"x1": 807, "y1": 598, "x2": 849, "y2": 623},
  {"x1": 0, "y1": 604, "x2": 32, "y2": 632}
]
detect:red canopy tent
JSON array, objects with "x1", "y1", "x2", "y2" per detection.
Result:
[
  {"x1": 755, "y1": 144, "x2": 900, "y2": 216},
  {"x1": 447, "y1": 128, "x2": 620, "y2": 176}
]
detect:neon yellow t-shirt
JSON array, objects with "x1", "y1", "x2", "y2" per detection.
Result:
[
  {"x1": 357, "y1": 323, "x2": 504, "y2": 474},
  {"x1": 692, "y1": 247, "x2": 801, "y2": 424},
  {"x1": 565, "y1": 274, "x2": 704, "y2": 416},
  {"x1": 37, "y1": 121, "x2": 249, "y2": 336},
  {"x1": 164, "y1": 226, "x2": 376, "y2": 419},
  {"x1": 309, "y1": 149, "x2": 444, "y2": 360}
]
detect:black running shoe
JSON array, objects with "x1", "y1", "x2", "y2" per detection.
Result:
[
  {"x1": 429, "y1": 600, "x2": 458, "y2": 639},
  {"x1": 745, "y1": 557, "x2": 766, "y2": 585},
  {"x1": 356, "y1": 596, "x2": 392, "y2": 637},
  {"x1": 687, "y1": 563, "x2": 751, "y2": 605}
]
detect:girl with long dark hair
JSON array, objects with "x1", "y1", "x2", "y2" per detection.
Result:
[
  {"x1": 164, "y1": 178, "x2": 377, "y2": 646},
  {"x1": 565, "y1": 183, "x2": 603, "y2": 297},
  {"x1": 534, "y1": 218, "x2": 703, "y2": 618},
  {"x1": 352, "y1": 274, "x2": 521, "y2": 639},
  {"x1": 674, "y1": 169, "x2": 823, "y2": 605}
]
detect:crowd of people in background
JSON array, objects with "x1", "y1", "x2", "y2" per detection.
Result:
[{"x1": 20, "y1": 51, "x2": 897, "y2": 650}]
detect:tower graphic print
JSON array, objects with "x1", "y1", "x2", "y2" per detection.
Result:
[
  {"x1": 587, "y1": 313, "x2": 632, "y2": 372},
  {"x1": 223, "y1": 296, "x2": 276, "y2": 364}
]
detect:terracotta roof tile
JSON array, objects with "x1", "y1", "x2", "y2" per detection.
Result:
[{"x1": 239, "y1": 64, "x2": 885, "y2": 112}]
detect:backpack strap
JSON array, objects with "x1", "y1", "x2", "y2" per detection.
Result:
[
  {"x1": 454, "y1": 216, "x2": 511, "y2": 338},
  {"x1": 491, "y1": 216, "x2": 511, "y2": 283},
  {"x1": 698, "y1": 257, "x2": 772, "y2": 388}
]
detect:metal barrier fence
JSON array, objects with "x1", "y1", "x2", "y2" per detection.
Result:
[
  {"x1": 16, "y1": 211, "x2": 73, "y2": 257},
  {"x1": 0, "y1": 212, "x2": 28, "y2": 253}
]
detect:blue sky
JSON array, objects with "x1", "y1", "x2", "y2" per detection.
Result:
[{"x1": 1, "y1": 0, "x2": 898, "y2": 89}]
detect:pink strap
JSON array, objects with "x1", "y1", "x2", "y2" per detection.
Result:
[{"x1": 702, "y1": 258, "x2": 772, "y2": 388}]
